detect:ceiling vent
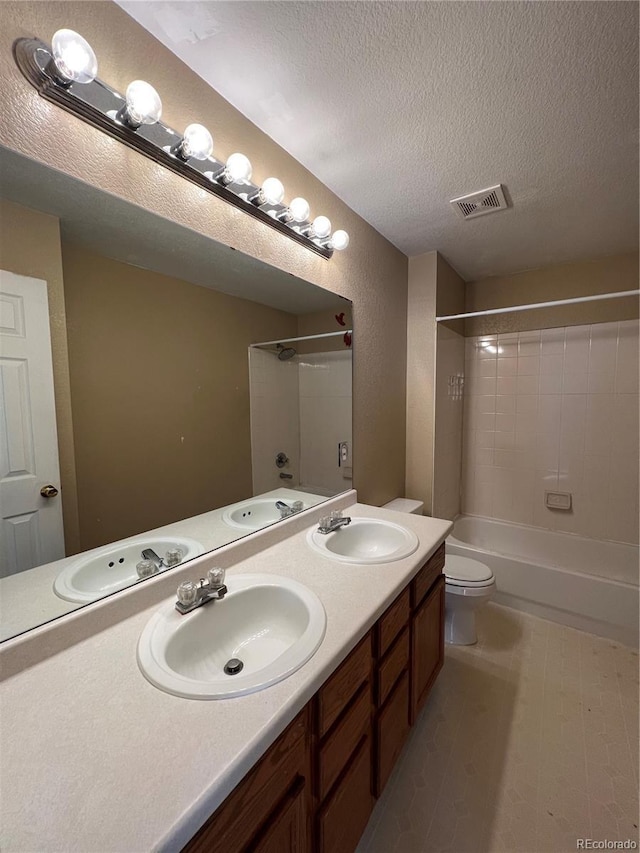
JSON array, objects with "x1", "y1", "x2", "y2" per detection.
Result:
[{"x1": 450, "y1": 184, "x2": 508, "y2": 220}]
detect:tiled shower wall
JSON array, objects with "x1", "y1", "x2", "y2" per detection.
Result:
[
  {"x1": 462, "y1": 320, "x2": 639, "y2": 544},
  {"x1": 249, "y1": 347, "x2": 300, "y2": 494},
  {"x1": 433, "y1": 325, "x2": 465, "y2": 520},
  {"x1": 249, "y1": 348, "x2": 352, "y2": 496},
  {"x1": 299, "y1": 350, "x2": 352, "y2": 494}
]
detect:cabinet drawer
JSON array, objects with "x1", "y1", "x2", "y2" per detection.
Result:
[
  {"x1": 377, "y1": 626, "x2": 409, "y2": 708},
  {"x1": 317, "y1": 633, "x2": 371, "y2": 738},
  {"x1": 411, "y1": 543, "x2": 445, "y2": 610},
  {"x1": 317, "y1": 735, "x2": 374, "y2": 853},
  {"x1": 376, "y1": 587, "x2": 410, "y2": 658},
  {"x1": 318, "y1": 683, "x2": 371, "y2": 800},
  {"x1": 376, "y1": 670, "x2": 410, "y2": 796}
]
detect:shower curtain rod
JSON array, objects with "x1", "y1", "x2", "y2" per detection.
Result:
[
  {"x1": 251, "y1": 329, "x2": 353, "y2": 348},
  {"x1": 436, "y1": 290, "x2": 639, "y2": 322}
]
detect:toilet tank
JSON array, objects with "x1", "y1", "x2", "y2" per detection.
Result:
[{"x1": 382, "y1": 498, "x2": 424, "y2": 515}]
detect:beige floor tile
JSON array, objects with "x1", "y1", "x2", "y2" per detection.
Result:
[{"x1": 357, "y1": 603, "x2": 639, "y2": 853}]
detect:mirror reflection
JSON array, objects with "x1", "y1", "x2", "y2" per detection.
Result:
[{"x1": 0, "y1": 147, "x2": 352, "y2": 641}]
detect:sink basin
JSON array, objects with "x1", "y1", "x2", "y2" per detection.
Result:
[
  {"x1": 53, "y1": 536, "x2": 205, "y2": 603},
  {"x1": 222, "y1": 498, "x2": 306, "y2": 531},
  {"x1": 306, "y1": 518, "x2": 419, "y2": 565},
  {"x1": 137, "y1": 574, "x2": 326, "y2": 699}
]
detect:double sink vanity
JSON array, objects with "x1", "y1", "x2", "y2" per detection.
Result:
[{"x1": 0, "y1": 491, "x2": 452, "y2": 853}]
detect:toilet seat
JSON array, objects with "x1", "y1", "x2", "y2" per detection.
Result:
[{"x1": 445, "y1": 555, "x2": 494, "y2": 588}]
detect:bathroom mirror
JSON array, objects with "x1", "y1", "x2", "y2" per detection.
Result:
[{"x1": 0, "y1": 146, "x2": 353, "y2": 641}]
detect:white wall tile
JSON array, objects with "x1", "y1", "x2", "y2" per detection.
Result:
[
  {"x1": 615, "y1": 321, "x2": 640, "y2": 394},
  {"x1": 517, "y1": 356, "x2": 540, "y2": 376},
  {"x1": 497, "y1": 357, "x2": 518, "y2": 377},
  {"x1": 495, "y1": 412, "x2": 516, "y2": 432},
  {"x1": 612, "y1": 394, "x2": 640, "y2": 458},
  {"x1": 564, "y1": 326, "x2": 590, "y2": 372},
  {"x1": 540, "y1": 373, "x2": 563, "y2": 394},
  {"x1": 541, "y1": 328, "x2": 565, "y2": 355},
  {"x1": 585, "y1": 394, "x2": 615, "y2": 455},
  {"x1": 517, "y1": 374, "x2": 540, "y2": 395},
  {"x1": 516, "y1": 395, "x2": 538, "y2": 416},
  {"x1": 540, "y1": 354, "x2": 564, "y2": 375},
  {"x1": 495, "y1": 395, "x2": 516, "y2": 415},
  {"x1": 461, "y1": 323, "x2": 639, "y2": 544},
  {"x1": 589, "y1": 323, "x2": 618, "y2": 374},
  {"x1": 497, "y1": 376, "x2": 517, "y2": 395},
  {"x1": 563, "y1": 372, "x2": 589, "y2": 394}
]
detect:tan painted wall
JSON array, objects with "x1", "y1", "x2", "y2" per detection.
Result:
[
  {"x1": 436, "y1": 254, "x2": 466, "y2": 337},
  {"x1": 406, "y1": 252, "x2": 438, "y2": 513},
  {"x1": 61, "y1": 242, "x2": 298, "y2": 550},
  {"x1": 0, "y1": 199, "x2": 80, "y2": 553},
  {"x1": 465, "y1": 253, "x2": 639, "y2": 337},
  {"x1": 0, "y1": 1, "x2": 408, "y2": 508},
  {"x1": 406, "y1": 253, "x2": 465, "y2": 515},
  {"x1": 296, "y1": 306, "x2": 353, "y2": 354}
]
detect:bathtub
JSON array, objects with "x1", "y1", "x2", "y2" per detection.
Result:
[{"x1": 447, "y1": 515, "x2": 639, "y2": 647}]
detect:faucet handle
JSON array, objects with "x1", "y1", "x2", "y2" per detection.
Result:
[
  {"x1": 318, "y1": 515, "x2": 331, "y2": 529},
  {"x1": 136, "y1": 559, "x2": 157, "y2": 579},
  {"x1": 177, "y1": 579, "x2": 198, "y2": 606},
  {"x1": 165, "y1": 547, "x2": 184, "y2": 567},
  {"x1": 330, "y1": 510, "x2": 344, "y2": 520},
  {"x1": 207, "y1": 567, "x2": 226, "y2": 588}
]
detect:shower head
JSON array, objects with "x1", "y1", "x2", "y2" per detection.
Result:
[{"x1": 277, "y1": 344, "x2": 297, "y2": 361}]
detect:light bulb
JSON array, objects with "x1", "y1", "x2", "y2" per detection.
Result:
[
  {"x1": 51, "y1": 29, "x2": 98, "y2": 84},
  {"x1": 179, "y1": 124, "x2": 213, "y2": 160},
  {"x1": 330, "y1": 229, "x2": 350, "y2": 251},
  {"x1": 311, "y1": 215, "x2": 331, "y2": 239},
  {"x1": 124, "y1": 80, "x2": 162, "y2": 127},
  {"x1": 224, "y1": 152, "x2": 252, "y2": 184},
  {"x1": 288, "y1": 197, "x2": 310, "y2": 222},
  {"x1": 261, "y1": 177, "x2": 285, "y2": 205}
]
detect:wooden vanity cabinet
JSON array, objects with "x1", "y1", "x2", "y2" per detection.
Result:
[
  {"x1": 373, "y1": 588, "x2": 411, "y2": 797},
  {"x1": 313, "y1": 633, "x2": 374, "y2": 853},
  {"x1": 183, "y1": 543, "x2": 446, "y2": 853}
]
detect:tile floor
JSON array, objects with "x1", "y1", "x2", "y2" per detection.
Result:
[{"x1": 357, "y1": 603, "x2": 639, "y2": 853}]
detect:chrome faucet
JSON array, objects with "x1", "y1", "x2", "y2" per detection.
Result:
[
  {"x1": 317, "y1": 511, "x2": 352, "y2": 535},
  {"x1": 141, "y1": 548, "x2": 164, "y2": 569},
  {"x1": 276, "y1": 500, "x2": 304, "y2": 519},
  {"x1": 175, "y1": 568, "x2": 227, "y2": 614}
]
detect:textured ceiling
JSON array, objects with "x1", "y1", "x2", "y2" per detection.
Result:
[{"x1": 117, "y1": 1, "x2": 638, "y2": 280}]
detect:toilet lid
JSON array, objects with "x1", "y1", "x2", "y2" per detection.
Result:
[{"x1": 445, "y1": 555, "x2": 494, "y2": 587}]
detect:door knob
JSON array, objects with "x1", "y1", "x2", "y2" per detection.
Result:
[{"x1": 40, "y1": 484, "x2": 59, "y2": 499}]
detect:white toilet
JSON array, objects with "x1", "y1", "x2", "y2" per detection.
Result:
[{"x1": 444, "y1": 554, "x2": 496, "y2": 645}]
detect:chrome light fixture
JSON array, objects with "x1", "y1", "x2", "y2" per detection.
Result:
[{"x1": 13, "y1": 29, "x2": 350, "y2": 259}]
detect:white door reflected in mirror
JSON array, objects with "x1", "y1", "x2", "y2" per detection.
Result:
[{"x1": 0, "y1": 270, "x2": 64, "y2": 577}]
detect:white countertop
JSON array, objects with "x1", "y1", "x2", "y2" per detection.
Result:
[{"x1": 0, "y1": 500, "x2": 451, "y2": 853}]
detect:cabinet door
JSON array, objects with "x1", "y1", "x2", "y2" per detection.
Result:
[
  {"x1": 253, "y1": 780, "x2": 307, "y2": 853},
  {"x1": 376, "y1": 670, "x2": 410, "y2": 797},
  {"x1": 410, "y1": 574, "x2": 445, "y2": 723},
  {"x1": 317, "y1": 736, "x2": 374, "y2": 853}
]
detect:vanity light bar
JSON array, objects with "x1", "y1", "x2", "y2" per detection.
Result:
[{"x1": 13, "y1": 30, "x2": 350, "y2": 260}]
